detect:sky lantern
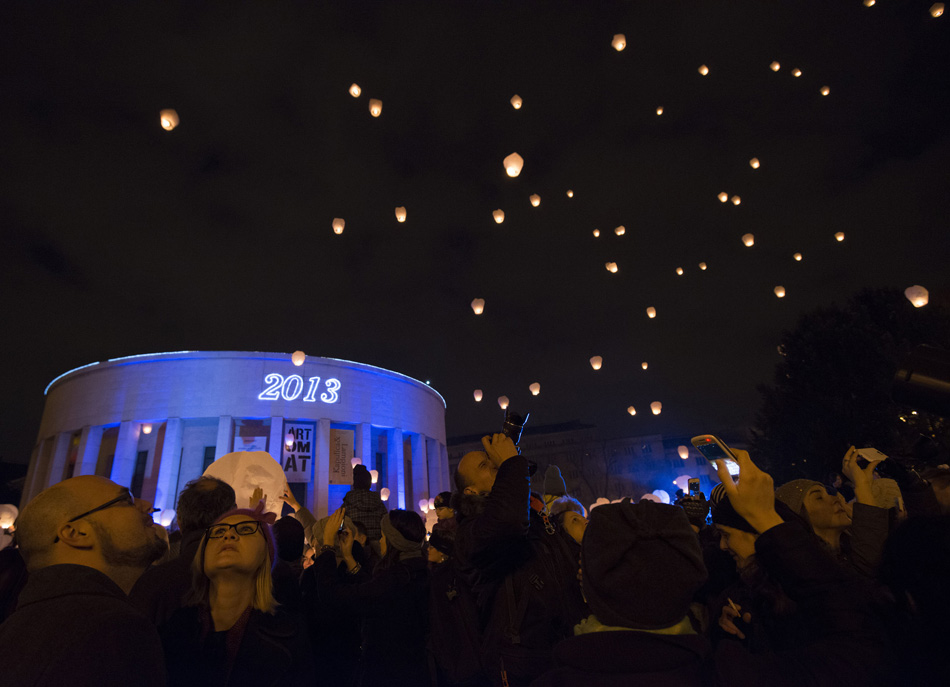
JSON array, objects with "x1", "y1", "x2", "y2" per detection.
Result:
[
  {"x1": 380, "y1": 487, "x2": 390, "y2": 502},
  {"x1": 931, "y1": 4, "x2": 944, "y2": 17},
  {"x1": 820, "y1": 86, "x2": 830, "y2": 96},
  {"x1": 351, "y1": 457, "x2": 362, "y2": 468},
  {"x1": 471, "y1": 298, "x2": 485, "y2": 315},
  {"x1": 566, "y1": 189, "x2": 574, "y2": 198},
  {"x1": 793, "y1": 252, "x2": 802, "y2": 261},
  {"x1": 498, "y1": 396, "x2": 509, "y2": 410},
  {"x1": 675, "y1": 267, "x2": 684, "y2": 276},
  {"x1": 332, "y1": 218, "x2": 345, "y2": 234},
  {"x1": 349, "y1": 83, "x2": 361, "y2": 97},
  {"x1": 285, "y1": 432, "x2": 295, "y2": 449},
  {"x1": 718, "y1": 192, "x2": 728, "y2": 203},
  {"x1": 627, "y1": 406, "x2": 636, "y2": 416},
  {"x1": 529, "y1": 382, "x2": 541, "y2": 395},
  {"x1": 749, "y1": 158, "x2": 760, "y2": 169},
  {"x1": 394, "y1": 206, "x2": 407, "y2": 222},
  {"x1": 612, "y1": 34, "x2": 626, "y2": 51},
  {"x1": 835, "y1": 231, "x2": 845, "y2": 242},
  {"x1": 774, "y1": 286, "x2": 786, "y2": 298},
  {"x1": 698, "y1": 262, "x2": 707, "y2": 270},
  {"x1": 742, "y1": 233, "x2": 754, "y2": 247},
  {"x1": 159, "y1": 109, "x2": 179, "y2": 131},
  {"x1": 370, "y1": 469, "x2": 378, "y2": 484},
  {"x1": 418, "y1": 498, "x2": 429, "y2": 512},
  {"x1": 473, "y1": 389, "x2": 483, "y2": 402},
  {"x1": 792, "y1": 68, "x2": 802, "y2": 77},
  {"x1": 698, "y1": 64, "x2": 709, "y2": 75},
  {"x1": 652, "y1": 489, "x2": 671, "y2": 504},
  {"x1": 142, "y1": 424, "x2": 152, "y2": 435},
  {"x1": 614, "y1": 225, "x2": 625, "y2": 236},
  {"x1": 529, "y1": 194, "x2": 540, "y2": 207},
  {"x1": 504, "y1": 152, "x2": 524, "y2": 177},
  {"x1": 864, "y1": 0, "x2": 875, "y2": 6},
  {"x1": 651, "y1": 402, "x2": 662, "y2": 415},
  {"x1": 731, "y1": 195, "x2": 741, "y2": 205},
  {"x1": 656, "y1": 106, "x2": 664, "y2": 115},
  {"x1": 510, "y1": 94, "x2": 523, "y2": 109},
  {"x1": 646, "y1": 307, "x2": 656, "y2": 319},
  {"x1": 605, "y1": 262, "x2": 618, "y2": 273},
  {"x1": 642, "y1": 362, "x2": 648, "y2": 370},
  {"x1": 904, "y1": 285, "x2": 929, "y2": 307},
  {"x1": 590, "y1": 356, "x2": 603, "y2": 370},
  {"x1": 493, "y1": 209, "x2": 505, "y2": 224},
  {"x1": 369, "y1": 98, "x2": 382, "y2": 116},
  {"x1": 592, "y1": 229, "x2": 600, "y2": 237},
  {"x1": 770, "y1": 61, "x2": 781, "y2": 72},
  {"x1": 678, "y1": 445, "x2": 689, "y2": 460},
  {"x1": 291, "y1": 350, "x2": 306, "y2": 366}
]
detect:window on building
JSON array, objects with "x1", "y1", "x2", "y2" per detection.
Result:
[
  {"x1": 131, "y1": 450, "x2": 149, "y2": 498},
  {"x1": 641, "y1": 444, "x2": 652, "y2": 455},
  {"x1": 202, "y1": 446, "x2": 216, "y2": 473}
]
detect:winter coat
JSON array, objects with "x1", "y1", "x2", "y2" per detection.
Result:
[
  {"x1": 455, "y1": 455, "x2": 588, "y2": 687},
  {"x1": 160, "y1": 604, "x2": 313, "y2": 687},
  {"x1": 0, "y1": 564, "x2": 167, "y2": 687}
]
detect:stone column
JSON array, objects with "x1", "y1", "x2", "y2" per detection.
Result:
[
  {"x1": 214, "y1": 416, "x2": 233, "y2": 460},
  {"x1": 355, "y1": 422, "x2": 373, "y2": 470},
  {"x1": 410, "y1": 433, "x2": 428, "y2": 509},
  {"x1": 268, "y1": 417, "x2": 285, "y2": 461},
  {"x1": 44, "y1": 431, "x2": 74, "y2": 488},
  {"x1": 440, "y1": 443, "x2": 450, "y2": 493},
  {"x1": 426, "y1": 437, "x2": 442, "y2": 498},
  {"x1": 387, "y1": 428, "x2": 405, "y2": 509},
  {"x1": 312, "y1": 418, "x2": 331, "y2": 518},
  {"x1": 20, "y1": 440, "x2": 49, "y2": 507},
  {"x1": 76, "y1": 425, "x2": 104, "y2": 476},
  {"x1": 153, "y1": 418, "x2": 183, "y2": 512},
  {"x1": 110, "y1": 421, "x2": 141, "y2": 488}
]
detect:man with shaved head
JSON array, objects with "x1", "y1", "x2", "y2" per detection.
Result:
[{"x1": 0, "y1": 475, "x2": 168, "y2": 686}]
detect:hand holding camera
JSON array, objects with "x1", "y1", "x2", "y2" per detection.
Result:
[
  {"x1": 481, "y1": 433, "x2": 519, "y2": 468},
  {"x1": 842, "y1": 446, "x2": 885, "y2": 506}
]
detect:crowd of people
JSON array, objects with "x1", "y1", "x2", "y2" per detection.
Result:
[{"x1": 0, "y1": 433, "x2": 948, "y2": 686}]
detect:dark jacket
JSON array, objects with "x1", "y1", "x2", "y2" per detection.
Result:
[
  {"x1": 531, "y1": 522, "x2": 892, "y2": 687},
  {"x1": 160, "y1": 604, "x2": 313, "y2": 687},
  {"x1": 455, "y1": 455, "x2": 588, "y2": 687},
  {"x1": 131, "y1": 529, "x2": 205, "y2": 625},
  {"x1": 311, "y1": 548, "x2": 430, "y2": 687},
  {"x1": 0, "y1": 564, "x2": 167, "y2": 687}
]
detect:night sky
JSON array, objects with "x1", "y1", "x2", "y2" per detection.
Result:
[{"x1": 2, "y1": 1, "x2": 948, "y2": 467}]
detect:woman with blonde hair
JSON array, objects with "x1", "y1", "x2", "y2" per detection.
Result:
[{"x1": 160, "y1": 501, "x2": 313, "y2": 687}]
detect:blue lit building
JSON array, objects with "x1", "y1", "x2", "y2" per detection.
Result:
[{"x1": 24, "y1": 351, "x2": 448, "y2": 517}]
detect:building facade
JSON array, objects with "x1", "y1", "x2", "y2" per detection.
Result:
[{"x1": 24, "y1": 351, "x2": 448, "y2": 518}]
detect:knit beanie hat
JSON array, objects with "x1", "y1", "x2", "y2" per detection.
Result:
[
  {"x1": 709, "y1": 483, "x2": 757, "y2": 534},
  {"x1": 543, "y1": 465, "x2": 567, "y2": 497},
  {"x1": 352, "y1": 464, "x2": 372, "y2": 490},
  {"x1": 433, "y1": 491, "x2": 453, "y2": 509},
  {"x1": 211, "y1": 500, "x2": 278, "y2": 570},
  {"x1": 581, "y1": 500, "x2": 707, "y2": 630},
  {"x1": 775, "y1": 479, "x2": 825, "y2": 517}
]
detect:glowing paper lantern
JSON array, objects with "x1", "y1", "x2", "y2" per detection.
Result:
[
  {"x1": 642, "y1": 362, "x2": 648, "y2": 370},
  {"x1": 612, "y1": 34, "x2": 626, "y2": 51},
  {"x1": 652, "y1": 489, "x2": 671, "y2": 504},
  {"x1": 493, "y1": 209, "x2": 505, "y2": 224},
  {"x1": 627, "y1": 406, "x2": 636, "y2": 416},
  {"x1": 770, "y1": 61, "x2": 781, "y2": 72},
  {"x1": 675, "y1": 267, "x2": 684, "y2": 276},
  {"x1": 292, "y1": 350, "x2": 306, "y2": 366},
  {"x1": 731, "y1": 195, "x2": 741, "y2": 205},
  {"x1": 498, "y1": 396, "x2": 509, "y2": 409},
  {"x1": 428, "y1": 497, "x2": 436, "y2": 510},
  {"x1": 510, "y1": 94, "x2": 523, "y2": 109},
  {"x1": 698, "y1": 65, "x2": 709, "y2": 76},
  {"x1": 589, "y1": 356, "x2": 603, "y2": 371},
  {"x1": 678, "y1": 446, "x2": 689, "y2": 460},
  {"x1": 931, "y1": 3, "x2": 944, "y2": 17},
  {"x1": 529, "y1": 194, "x2": 540, "y2": 207},
  {"x1": 142, "y1": 424, "x2": 152, "y2": 435},
  {"x1": 793, "y1": 252, "x2": 802, "y2": 261},
  {"x1": 904, "y1": 285, "x2": 929, "y2": 308},
  {"x1": 349, "y1": 83, "x2": 361, "y2": 97},
  {"x1": 0, "y1": 504, "x2": 18, "y2": 530},
  {"x1": 158, "y1": 509, "x2": 176, "y2": 527},
  {"x1": 718, "y1": 192, "x2": 729, "y2": 203},
  {"x1": 394, "y1": 206, "x2": 407, "y2": 223},
  {"x1": 650, "y1": 401, "x2": 662, "y2": 415},
  {"x1": 698, "y1": 262, "x2": 707, "y2": 270},
  {"x1": 370, "y1": 469, "x2": 378, "y2": 484},
  {"x1": 640, "y1": 493, "x2": 662, "y2": 503},
  {"x1": 285, "y1": 433, "x2": 295, "y2": 449},
  {"x1": 749, "y1": 158, "x2": 760, "y2": 169},
  {"x1": 566, "y1": 190, "x2": 574, "y2": 198},
  {"x1": 159, "y1": 109, "x2": 179, "y2": 131},
  {"x1": 592, "y1": 229, "x2": 600, "y2": 238},
  {"x1": 673, "y1": 475, "x2": 691, "y2": 492},
  {"x1": 820, "y1": 86, "x2": 830, "y2": 96},
  {"x1": 835, "y1": 232, "x2": 845, "y2": 242},
  {"x1": 864, "y1": 0, "x2": 875, "y2": 6},
  {"x1": 418, "y1": 498, "x2": 429, "y2": 512},
  {"x1": 774, "y1": 286, "x2": 786, "y2": 298},
  {"x1": 471, "y1": 298, "x2": 485, "y2": 315},
  {"x1": 474, "y1": 389, "x2": 483, "y2": 402},
  {"x1": 380, "y1": 487, "x2": 390, "y2": 501},
  {"x1": 351, "y1": 457, "x2": 362, "y2": 468},
  {"x1": 605, "y1": 262, "x2": 618, "y2": 273},
  {"x1": 614, "y1": 225, "x2": 625, "y2": 236},
  {"x1": 332, "y1": 218, "x2": 345, "y2": 234},
  {"x1": 656, "y1": 106, "x2": 664, "y2": 115},
  {"x1": 742, "y1": 233, "x2": 755, "y2": 247},
  {"x1": 646, "y1": 307, "x2": 656, "y2": 319},
  {"x1": 369, "y1": 99, "x2": 382, "y2": 117},
  {"x1": 529, "y1": 382, "x2": 541, "y2": 396},
  {"x1": 792, "y1": 68, "x2": 802, "y2": 77},
  {"x1": 504, "y1": 152, "x2": 524, "y2": 177}
]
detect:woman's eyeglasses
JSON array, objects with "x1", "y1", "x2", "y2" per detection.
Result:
[{"x1": 207, "y1": 521, "x2": 262, "y2": 538}]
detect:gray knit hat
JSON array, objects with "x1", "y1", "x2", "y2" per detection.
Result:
[
  {"x1": 543, "y1": 465, "x2": 567, "y2": 497},
  {"x1": 774, "y1": 479, "x2": 824, "y2": 516}
]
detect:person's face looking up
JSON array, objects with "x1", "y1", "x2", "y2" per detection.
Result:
[
  {"x1": 204, "y1": 515, "x2": 267, "y2": 578},
  {"x1": 561, "y1": 511, "x2": 588, "y2": 545},
  {"x1": 458, "y1": 451, "x2": 497, "y2": 496},
  {"x1": 802, "y1": 486, "x2": 851, "y2": 531}
]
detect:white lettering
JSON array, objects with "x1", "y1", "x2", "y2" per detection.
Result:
[{"x1": 258, "y1": 373, "x2": 341, "y2": 404}]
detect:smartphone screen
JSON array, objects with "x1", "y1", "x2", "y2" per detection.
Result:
[
  {"x1": 688, "y1": 478, "x2": 700, "y2": 496},
  {"x1": 694, "y1": 442, "x2": 733, "y2": 463}
]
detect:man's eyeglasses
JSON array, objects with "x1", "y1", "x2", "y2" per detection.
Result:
[
  {"x1": 207, "y1": 521, "x2": 262, "y2": 539},
  {"x1": 54, "y1": 489, "x2": 138, "y2": 543}
]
